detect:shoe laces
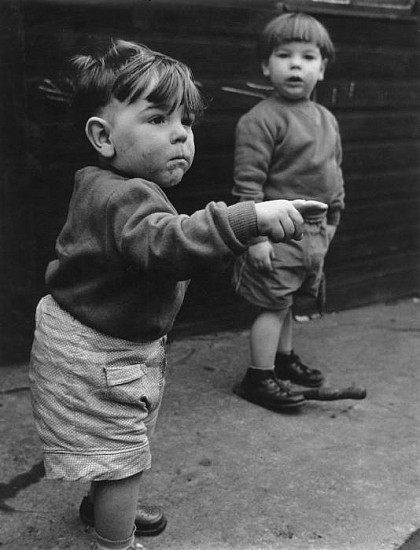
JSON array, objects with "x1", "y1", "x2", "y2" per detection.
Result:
[
  {"x1": 272, "y1": 374, "x2": 294, "y2": 395},
  {"x1": 289, "y1": 353, "x2": 314, "y2": 375}
]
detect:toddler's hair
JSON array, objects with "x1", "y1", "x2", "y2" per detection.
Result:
[
  {"x1": 257, "y1": 12, "x2": 335, "y2": 63},
  {"x1": 69, "y1": 38, "x2": 204, "y2": 132}
]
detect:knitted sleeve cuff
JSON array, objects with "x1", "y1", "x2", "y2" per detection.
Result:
[{"x1": 227, "y1": 201, "x2": 259, "y2": 244}]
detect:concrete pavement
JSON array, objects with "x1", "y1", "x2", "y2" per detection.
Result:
[{"x1": 1, "y1": 299, "x2": 419, "y2": 550}]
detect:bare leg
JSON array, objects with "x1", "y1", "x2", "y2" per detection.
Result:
[
  {"x1": 250, "y1": 308, "x2": 290, "y2": 368},
  {"x1": 240, "y1": 306, "x2": 304, "y2": 410},
  {"x1": 93, "y1": 472, "x2": 143, "y2": 541},
  {"x1": 277, "y1": 308, "x2": 293, "y2": 355},
  {"x1": 274, "y1": 308, "x2": 324, "y2": 386}
]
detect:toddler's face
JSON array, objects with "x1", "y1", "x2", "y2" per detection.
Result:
[
  {"x1": 262, "y1": 41, "x2": 326, "y2": 100},
  {"x1": 103, "y1": 92, "x2": 195, "y2": 188}
]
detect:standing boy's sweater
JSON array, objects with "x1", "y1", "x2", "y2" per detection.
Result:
[
  {"x1": 46, "y1": 166, "x2": 258, "y2": 342},
  {"x1": 233, "y1": 94, "x2": 345, "y2": 226}
]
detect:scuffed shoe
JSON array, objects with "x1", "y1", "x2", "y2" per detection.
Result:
[
  {"x1": 80, "y1": 496, "x2": 167, "y2": 537},
  {"x1": 237, "y1": 368, "x2": 304, "y2": 411},
  {"x1": 275, "y1": 351, "x2": 324, "y2": 388}
]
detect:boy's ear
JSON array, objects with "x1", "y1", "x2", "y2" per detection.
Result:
[
  {"x1": 85, "y1": 117, "x2": 115, "y2": 158},
  {"x1": 261, "y1": 61, "x2": 270, "y2": 78},
  {"x1": 318, "y1": 59, "x2": 328, "y2": 81}
]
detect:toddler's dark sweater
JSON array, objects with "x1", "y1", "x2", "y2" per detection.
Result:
[{"x1": 47, "y1": 166, "x2": 257, "y2": 341}]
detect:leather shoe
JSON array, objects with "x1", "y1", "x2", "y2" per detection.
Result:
[
  {"x1": 80, "y1": 496, "x2": 167, "y2": 537},
  {"x1": 237, "y1": 368, "x2": 305, "y2": 411},
  {"x1": 275, "y1": 351, "x2": 324, "y2": 387}
]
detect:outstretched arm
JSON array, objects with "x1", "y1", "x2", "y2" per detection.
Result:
[{"x1": 112, "y1": 180, "x2": 326, "y2": 279}]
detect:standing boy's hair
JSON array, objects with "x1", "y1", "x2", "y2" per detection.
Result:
[
  {"x1": 257, "y1": 12, "x2": 335, "y2": 63},
  {"x1": 69, "y1": 38, "x2": 205, "y2": 133}
]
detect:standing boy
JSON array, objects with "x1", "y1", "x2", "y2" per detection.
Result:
[
  {"x1": 29, "y1": 39, "x2": 326, "y2": 550},
  {"x1": 232, "y1": 12, "x2": 345, "y2": 412}
]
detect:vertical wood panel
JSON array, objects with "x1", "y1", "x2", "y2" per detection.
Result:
[{"x1": 1, "y1": 0, "x2": 419, "y2": 360}]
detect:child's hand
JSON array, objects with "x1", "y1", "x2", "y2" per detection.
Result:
[
  {"x1": 255, "y1": 199, "x2": 327, "y2": 242},
  {"x1": 291, "y1": 199, "x2": 328, "y2": 220},
  {"x1": 255, "y1": 200, "x2": 303, "y2": 242},
  {"x1": 248, "y1": 241, "x2": 274, "y2": 274}
]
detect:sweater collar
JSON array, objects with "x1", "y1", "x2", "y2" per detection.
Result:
[
  {"x1": 272, "y1": 92, "x2": 311, "y2": 106},
  {"x1": 97, "y1": 160, "x2": 132, "y2": 180}
]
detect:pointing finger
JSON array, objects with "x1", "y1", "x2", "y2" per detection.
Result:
[{"x1": 292, "y1": 199, "x2": 328, "y2": 219}]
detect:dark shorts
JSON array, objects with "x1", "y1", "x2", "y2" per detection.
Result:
[
  {"x1": 29, "y1": 295, "x2": 166, "y2": 482},
  {"x1": 232, "y1": 220, "x2": 329, "y2": 312}
]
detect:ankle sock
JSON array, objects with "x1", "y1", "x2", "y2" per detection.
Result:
[
  {"x1": 245, "y1": 367, "x2": 275, "y2": 380},
  {"x1": 93, "y1": 527, "x2": 135, "y2": 550}
]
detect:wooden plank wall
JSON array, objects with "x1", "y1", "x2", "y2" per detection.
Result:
[{"x1": 1, "y1": 0, "x2": 419, "y2": 360}]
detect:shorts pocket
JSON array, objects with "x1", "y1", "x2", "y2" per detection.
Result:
[{"x1": 104, "y1": 363, "x2": 148, "y2": 406}]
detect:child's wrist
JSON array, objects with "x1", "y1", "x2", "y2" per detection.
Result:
[
  {"x1": 249, "y1": 236, "x2": 269, "y2": 245},
  {"x1": 227, "y1": 201, "x2": 259, "y2": 243}
]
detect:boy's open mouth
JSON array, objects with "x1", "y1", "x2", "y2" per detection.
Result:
[{"x1": 288, "y1": 76, "x2": 303, "y2": 83}]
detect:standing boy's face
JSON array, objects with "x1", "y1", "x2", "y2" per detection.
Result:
[
  {"x1": 262, "y1": 41, "x2": 326, "y2": 101},
  {"x1": 102, "y1": 92, "x2": 195, "y2": 188}
]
